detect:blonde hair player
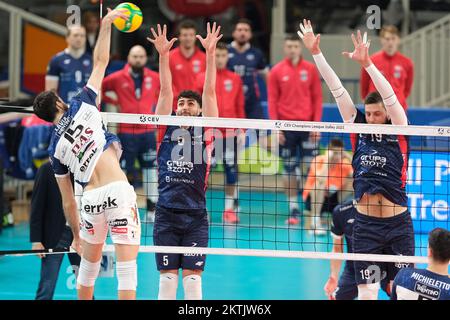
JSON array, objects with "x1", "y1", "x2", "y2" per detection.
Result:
[
  {"x1": 298, "y1": 20, "x2": 414, "y2": 300},
  {"x1": 33, "y1": 8, "x2": 141, "y2": 300}
]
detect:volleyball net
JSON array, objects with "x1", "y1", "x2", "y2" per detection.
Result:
[{"x1": 86, "y1": 111, "x2": 450, "y2": 264}]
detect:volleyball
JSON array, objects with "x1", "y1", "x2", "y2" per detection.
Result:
[{"x1": 113, "y1": 2, "x2": 143, "y2": 33}]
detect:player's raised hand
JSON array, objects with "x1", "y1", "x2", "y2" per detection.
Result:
[
  {"x1": 197, "y1": 22, "x2": 223, "y2": 55},
  {"x1": 298, "y1": 19, "x2": 321, "y2": 55},
  {"x1": 102, "y1": 7, "x2": 130, "y2": 25},
  {"x1": 342, "y1": 30, "x2": 372, "y2": 68},
  {"x1": 147, "y1": 24, "x2": 177, "y2": 55}
]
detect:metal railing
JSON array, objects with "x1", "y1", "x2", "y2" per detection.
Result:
[
  {"x1": 401, "y1": 13, "x2": 450, "y2": 107},
  {"x1": 0, "y1": 1, "x2": 66, "y2": 100}
]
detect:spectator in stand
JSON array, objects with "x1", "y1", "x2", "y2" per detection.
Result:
[
  {"x1": 170, "y1": 20, "x2": 206, "y2": 109},
  {"x1": 268, "y1": 34, "x2": 323, "y2": 226},
  {"x1": 83, "y1": 11, "x2": 100, "y2": 56},
  {"x1": 360, "y1": 25, "x2": 414, "y2": 110}
]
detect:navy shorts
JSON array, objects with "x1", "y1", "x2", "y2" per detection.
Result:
[
  {"x1": 279, "y1": 131, "x2": 310, "y2": 173},
  {"x1": 353, "y1": 210, "x2": 415, "y2": 285},
  {"x1": 213, "y1": 136, "x2": 238, "y2": 185},
  {"x1": 118, "y1": 132, "x2": 157, "y2": 172},
  {"x1": 153, "y1": 206, "x2": 209, "y2": 271},
  {"x1": 334, "y1": 266, "x2": 358, "y2": 300}
]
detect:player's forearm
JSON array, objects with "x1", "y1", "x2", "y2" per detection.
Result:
[
  {"x1": 330, "y1": 244, "x2": 343, "y2": 278},
  {"x1": 63, "y1": 200, "x2": 80, "y2": 239},
  {"x1": 93, "y1": 21, "x2": 113, "y2": 67},
  {"x1": 159, "y1": 54, "x2": 172, "y2": 96},
  {"x1": 155, "y1": 54, "x2": 173, "y2": 115},
  {"x1": 364, "y1": 64, "x2": 408, "y2": 125},
  {"x1": 312, "y1": 53, "x2": 356, "y2": 122},
  {"x1": 203, "y1": 51, "x2": 217, "y2": 97},
  {"x1": 202, "y1": 51, "x2": 219, "y2": 117}
]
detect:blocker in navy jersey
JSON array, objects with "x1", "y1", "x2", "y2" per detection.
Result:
[
  {"x1": 330, "y1": 199, "x2": 358, "y2": 300},
  {"x1": 47, "y1": 85, "x2": 121, "y2": 187},
  {"x1": 352, "y1": 109, "x2": 409, "y2": 207},
  {"x1": 46, "y1": 51, "x2": 92, "y2": 103},
  {"x1": 227, "y1": 44, "x2": 266, "y2": 118},
  {"x1": 156, "y1": 123, "x2": 213, "y2": 210},
  {"x1": 392, "y1": 268, "x2": 450, "y2": 300}
]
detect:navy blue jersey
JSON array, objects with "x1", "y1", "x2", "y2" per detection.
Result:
[
  {"x1": 331, "y1": 199, "x2": 356, "y2": 273},
  {"x1": 47, "y1": 85, "x2": 121, "y2": 187},
  {"x1": 156, "y1": 121, "x2": 213, "y2": 210},
  {"x1": 392, "y1": 268, "x2": 450, "y2": 300},
  {"x1": 352, "y1": 109, "x2": 409, "y2": 206},
  {"x1": 46, "y1": 50, "x2": 92, "y2": 102},
  {"x1": 227, "y1": 43, "x2": 266, "y2": 104}
]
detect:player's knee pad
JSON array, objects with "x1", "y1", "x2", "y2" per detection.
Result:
[
  {"x1": 116, "y1": 260, "x2": 137, "y2": 291},
  {"x1": 158, "y1": 273, "x2": 178, "y2": 300},
  {"x1": 183, "y1": 274, "x2": 202, "y2": 300},
  {"x1": 358, "y1": 282, "x2": 380, "y2": 300},
  {"x1": 77, "y1": 258, "x2": 101, "y2": 288}
]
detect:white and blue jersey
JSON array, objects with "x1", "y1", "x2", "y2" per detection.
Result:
[
  {"x1": 48, "y1": 85, "x2": 121, "y2": 187},
  {"x1": 227, "y1": 43, "x2": 266, "y2": 107},
  {"x1": 392, "y1": 268, "x2": 450, "y2": 300},
  {"x1": 46, "y1": 50, "x2": 92, "y2": 102},
  {"x1": 352, "y1": 109, "x2": 409, "y2": 207}
]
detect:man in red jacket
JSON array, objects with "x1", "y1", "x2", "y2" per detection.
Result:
[
  {"x1": 195, "y1": 42, "x2": 246, "y2": 224},
  {"x1": 268, "y1": 34, "x2": 323, "y2": 225},
  {"x1": 360, "y1": 25, "x2": 414, "y2": 110},
  {"x1": 170, "y1": 20, "x2": 206, "y2": 109},
  {"x1": 102, "y1": 45, "x2": 160, "y2": 222}
]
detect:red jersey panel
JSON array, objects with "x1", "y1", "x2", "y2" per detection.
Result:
[
  {"x1": 195, "y1": 68, "x2": 245, "y2": 137},
  {"x1": 268, "y1": 58, "x2": 323, "y2": 121},
  {"x1": 102, "y1": 64, "x2": 159, "y2": 134},
  {"x1": 360, "y1": 51, "x2": 414, "y2": 110},
  {"x1": 170, "y1": 47, "x2": 206, "y2": 110}
]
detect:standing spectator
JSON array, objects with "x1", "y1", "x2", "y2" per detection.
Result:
[
  {"x1": 30, "y1": 160, "x2": 80, "y2": 300},
  {"x1": 170, "y1": 20, "x2": 206, "y2": 109},
  {"x1": 360, "y1": 25, "x2": 414, "y2": 110},
  {"x1": 46, "y1": 25, "x2": 92, "y2": 103},
  {"x1": 195, "y1": 42, "x2": 245, "y2": 224},
  {"x1": 83, "y1": 11, "x2": 100, "y2": 55},
  {"x1": 227, "y1": 18, "x2": 268, "y2": 120},
  {"x1": 102, "y1": 45, "x2": 160, "y2": 222},
  {"x1": 268, "y1": 34, "x2": 323, "y2": 225}
]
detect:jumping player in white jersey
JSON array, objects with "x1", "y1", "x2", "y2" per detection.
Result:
[
  {"x1": 33, "y1": 8, "x2": 140, "y2": 300},
  {"x1": 298, "y1": 20, "x2": 415, "y2": 300}
]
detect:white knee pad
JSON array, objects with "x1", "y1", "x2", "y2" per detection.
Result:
[
  {"x1": 158, "y1": 273, "x2": 178, "y2": 300},
  {"x1": 358, "y1": 282, "x2": 380, "y2": 300},
  {"x1": 77, "y1": 258, "x2": 101, "y2": 288},
  {"x1": 183, "y1": 275, "x2": 202, "y2": 300},
  {"x1": 116, "y1": 260, "x2": 137, "y2": 291}
]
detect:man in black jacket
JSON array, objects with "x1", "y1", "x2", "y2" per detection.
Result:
[{"x1": 30, "y1": 160, "x2": 81, "y2": 300}]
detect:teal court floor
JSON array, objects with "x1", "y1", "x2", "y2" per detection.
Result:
[{"x1": 0, "y1": 190, "x2": 429, "y2": 300}]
